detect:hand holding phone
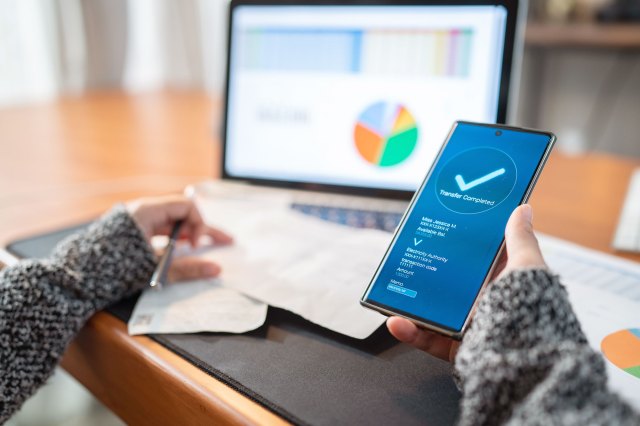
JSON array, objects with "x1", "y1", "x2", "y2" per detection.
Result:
[
  {"x1": 361, "y1": 122, "x2": 555, "y2": 340},
  {"x1": 387, "y1": 203, "x2": 548, "y2": 361}
]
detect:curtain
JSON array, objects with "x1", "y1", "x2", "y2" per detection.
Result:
[
  {"x1": 0, "y1": 0, "x2": 230, "y2": 106},
  {"x1": 0, "y1": 0, "x2": 60, "y2": 106}
]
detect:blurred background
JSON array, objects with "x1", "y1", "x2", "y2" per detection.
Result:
[
  {"x1": 0, "y1": 0, "x2": 227, "y2": 102},
  {"x1": 1, "y1": 0, "x2": 639, "y2": 157},
  {"x1": 1, "y1": 0, "x2": 639, "y2": 425}
]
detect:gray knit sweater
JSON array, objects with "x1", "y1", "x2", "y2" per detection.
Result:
[
  {"x1": 0, "y1": 207, "x2": 156, "y2": 423},
  {"x1": 0, "y1": 207, "x2": 638, "y2": 424}
]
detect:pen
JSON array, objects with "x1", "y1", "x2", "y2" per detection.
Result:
[{"x1": 149, "y1": 219, "x2": 184, "y2": 291}]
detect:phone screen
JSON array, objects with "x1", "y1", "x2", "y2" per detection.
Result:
[{"x1": 362, "y1": 122, "x2": 554, "y2": 334}]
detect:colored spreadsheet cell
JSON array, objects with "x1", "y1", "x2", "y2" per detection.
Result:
[
  {"x1": 601, "y1": 328, "x2": 640, "y2": 379},
  {"x1": 238, "y1": 28, "x2": 474, "y2": 78},
  {"x1": 354, "y1": 102, "x2": 419, "y2": 167}
]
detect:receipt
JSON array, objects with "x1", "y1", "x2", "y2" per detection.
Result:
[
  {"x1": 196, "y1": 195, "x2": 391, "y2": 339},
  {"x1": 128, "y1": 279, "x2": 268, "y2": 335}
]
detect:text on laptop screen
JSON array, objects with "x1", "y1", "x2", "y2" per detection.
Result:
[{"x1": 225, "y1": 5, "x2": 508, "y2": 192}]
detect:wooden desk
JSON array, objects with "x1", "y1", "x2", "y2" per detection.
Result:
[
  {"x1": 1, "y1": 91, "x2": 639, "y2": 424},
  {"x1": 0, "y1": 91, "x2": 286, "y2": 425}
]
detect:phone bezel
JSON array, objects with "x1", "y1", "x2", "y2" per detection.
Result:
[{"x1": 360, "y1": 121, "x2": 556, "y2": 340}]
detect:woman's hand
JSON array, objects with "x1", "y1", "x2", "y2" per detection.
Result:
[
  {"x1": 386, "y1": 204, "x2": 547, "y2": 362},
  {"x1": 127, "y1": 195, "x2": 233, "y2": 283}
]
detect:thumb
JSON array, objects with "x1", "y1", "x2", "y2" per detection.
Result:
[
  {"x1": 502, "y1": 204, "x2": 546, "y2": 275},
  {"x1": 167, "y1": 257, "x2": 221, "y2": 283}
]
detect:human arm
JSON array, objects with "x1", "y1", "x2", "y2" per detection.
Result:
[
  {"x1": 387, "y1": 205, "x2": 640, "y2": 425},
  {"x1": 0, "y1": 196, "x2": 231, "y2": 422}
]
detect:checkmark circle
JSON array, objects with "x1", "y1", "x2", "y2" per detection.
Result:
[{"x1": 435, "y1": 147, "x2": 517, "y2": 214}]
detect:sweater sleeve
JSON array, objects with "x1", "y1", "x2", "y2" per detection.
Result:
[
  {"x1": 0, "y1": 206, "x2": 157, "y2": 422},
  {"x1": 454, "y1": 268, "x2": 639, "y2": 426}
]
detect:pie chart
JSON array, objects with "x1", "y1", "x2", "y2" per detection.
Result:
[
  {"x1": 601, "y1": 328, "x2": 640, "y2": 379},
  {"x1": 354, "y1": 101, "x2": 418, "y2": 167}
]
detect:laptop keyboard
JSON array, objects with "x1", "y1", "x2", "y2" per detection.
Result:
[{"x1": 290, "y1": 203, "x2": 403, "y2": 232}]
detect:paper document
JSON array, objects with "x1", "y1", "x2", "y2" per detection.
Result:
[
  {"x1": 128, "y1": 279, "x2": 268, "y2": 335},
  {"x1": 196, "y1": 195, "x2": 390, "y2": 339},
  {"x1": 612, "y1": 168, "x2": 640, "y2": 252},
  {"x1": 539, "y1": 234, "x2": 640, "y2": 410}
]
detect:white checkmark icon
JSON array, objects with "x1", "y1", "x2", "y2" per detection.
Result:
[{"x1": 455, "y1": 168, "x2": 506, "y2": 192}]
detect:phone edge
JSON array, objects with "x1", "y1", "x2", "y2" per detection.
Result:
[{"x1": 360, "y1": 122, "x2": 557, "y2": 341}]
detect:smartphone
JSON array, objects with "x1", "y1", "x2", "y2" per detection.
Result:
[{"x1": 360, "y1": 121, "x2": 556, "y2": 340}]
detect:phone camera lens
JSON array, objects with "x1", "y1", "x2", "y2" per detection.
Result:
[{"x1": 495, "y1": 130, "x2": 502, "y2": 136}]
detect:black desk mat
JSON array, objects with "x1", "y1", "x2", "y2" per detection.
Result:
[{"x1": 7, "y1": 224, "x2": 461, "y2": 425}]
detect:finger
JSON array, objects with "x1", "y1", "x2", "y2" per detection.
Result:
[
  {"x1": 170, "y1": 199, "x2": 206, "y2": 245},
  {"x1": 167, "y1": 257, "x2": 221, "y2": 283},
  {"x1": 173, "y1": 201, "x2": 232, "y2": 246},
  {"x1": 128, "y1": 195, "x2": 200, "y2": 240},
  {"x1": 146, "y1": 196, "x2": 204, "y2": 230},
  {"x1": 154, "y1": 212, "x2": 231, "y2": 247},
  {"x1": 181, "y1": 223, "x2": 232, "y2": 247},
  {"x1": 201, "y1": 224, "x2": 233, "y2": 245},
  {"x1": 503, "y1": 204, "x2": 546, "y2": 273},
  {"x1": 387, "y1": 317, "x2": 453, "y2": 362},
  {"x1": 141, "y1": 197, "x2": 230, "y2": 246}
]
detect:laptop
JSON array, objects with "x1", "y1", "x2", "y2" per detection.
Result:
[{"x1": 192, "y1": 0, "x2": 523, "y2": 231}]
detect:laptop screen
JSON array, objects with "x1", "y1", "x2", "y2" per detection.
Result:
[{"x1": 223, "y1": 1, "x2": 517, "y2": 196}]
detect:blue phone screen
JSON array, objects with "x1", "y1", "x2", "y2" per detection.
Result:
[{"x1": 364, "y1": 122, "x2": 553, "y2": 332}]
